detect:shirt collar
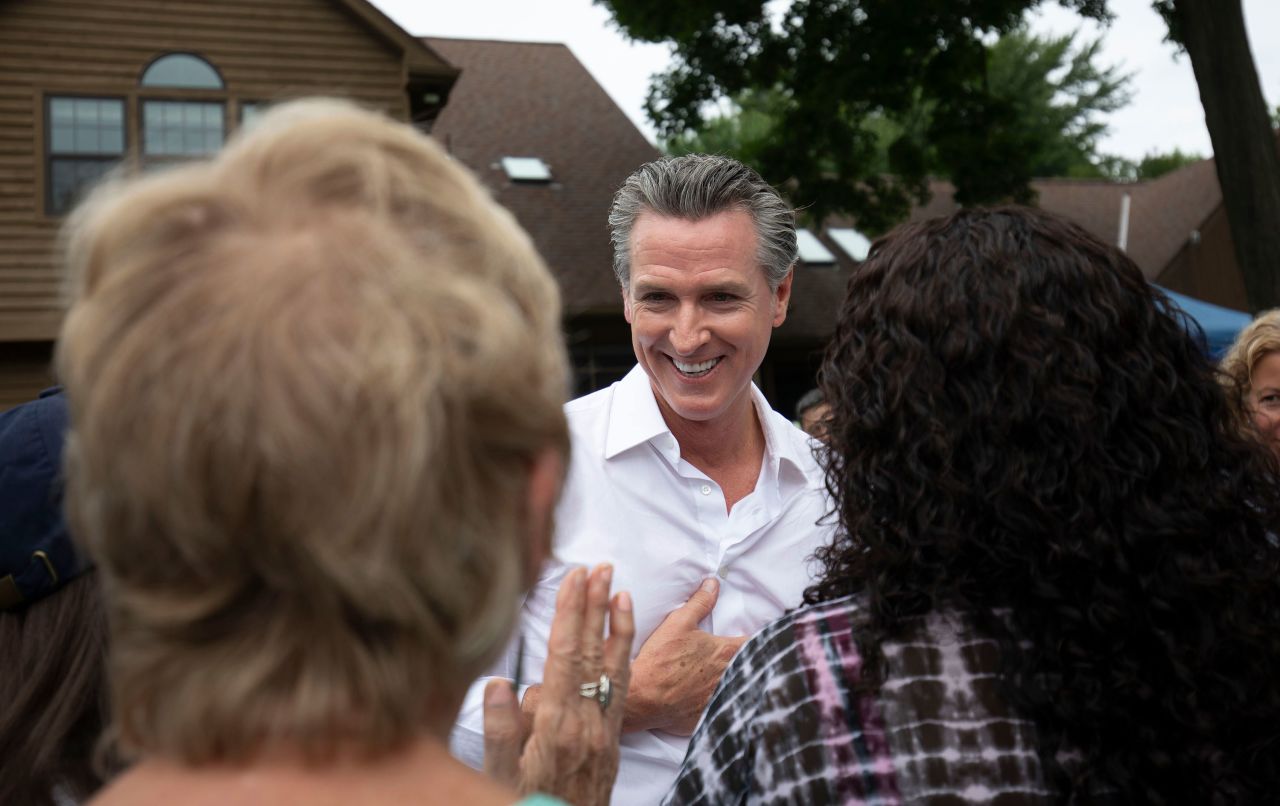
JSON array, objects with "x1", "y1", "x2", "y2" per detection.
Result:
[
  {"x1": 603, "y1": 365, "x2": 676, "y2": 461},
  {"x1": 753, "y1": 388, "x2": 817, "y2": 498},
  {"x1": 602, "y1": 365, "x2": 813, "y2": 488}
]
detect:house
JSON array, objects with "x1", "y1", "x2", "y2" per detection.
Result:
[
  {"x1": 0, "y1": 0, "x2": 457, "y2": 409},
  {"x1": 768, "y1": 157, "x2": 1262, "y2": 416},
  {"x1": 900, "y1": 158, "x2": 1249, "y2": 309},
  {"x1": 423, "y1": 36, "x2": 660, "y2": 395}
]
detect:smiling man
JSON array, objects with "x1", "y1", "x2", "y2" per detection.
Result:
[{"x1": 452, "y1": 155, "x2": 834, "y2": 805}]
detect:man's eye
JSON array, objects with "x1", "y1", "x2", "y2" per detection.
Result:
[{"x1": 709, "y1": 293, "x2": 736, "y2": 303}]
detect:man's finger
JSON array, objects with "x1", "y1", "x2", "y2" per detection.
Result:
[
  {"x1": 672, "y1": 577, "x2": 720, "y2": 628},
  {"x1": 579, "y1": 564, "x2": 612, "y2": 675},
  {"x1": 483, "y1": 679, "x2": 526, "y2": 786},
  {"x1": 541, "y1": 566, "x2": 587, "y2": 701}
]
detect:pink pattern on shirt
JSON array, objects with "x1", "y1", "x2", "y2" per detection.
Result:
[{"x1": 797, "y1": 608, "x2": 903, "y2": 803}]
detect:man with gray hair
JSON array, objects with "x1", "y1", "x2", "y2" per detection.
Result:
[{"x1": 453, "y1": 154, "x2": 833, "y2": 804}]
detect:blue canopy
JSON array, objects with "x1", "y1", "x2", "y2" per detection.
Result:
[{"x1": 1157, "y1": 287, "x2": 1252, "y2": 358}]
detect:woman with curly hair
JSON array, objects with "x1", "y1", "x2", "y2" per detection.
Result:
[
  {"x1": 1221, "y1": 309, "x2": 1280, "y2": 459},
  {"x1": 667, "y1": 206, "x2": 1280, "y2": 803}
]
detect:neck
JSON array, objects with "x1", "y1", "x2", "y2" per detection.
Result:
[
  {"x1": 657, "y1": 386, "x2": 766, "y2": 511},
  {"x1": 92, "y1": 734, "x2": 517, "y2": 806}
]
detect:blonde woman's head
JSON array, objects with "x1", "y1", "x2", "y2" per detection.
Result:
[
  {"x1": 1221, "y1": 309, "x2": 1280, "y2": 456},
  {"x1": 56, "y1": 98, "x2": 569, "y2": 763}
]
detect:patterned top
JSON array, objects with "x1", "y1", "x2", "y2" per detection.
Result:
[{"x1": 665, "y1": 595, "x2": 1065, "y2": 805}]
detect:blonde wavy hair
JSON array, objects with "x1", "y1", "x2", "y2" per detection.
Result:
[
  {"x1": 55, "y1": 99, "x2": 569, "y2": 763},
  {"x1": 1220, "y1": 309, "x2": 1280, "y2": 431}
]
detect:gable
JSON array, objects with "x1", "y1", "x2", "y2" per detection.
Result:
[{"x1": 0, "y1": 0, "x2": 457, "y2": 343}]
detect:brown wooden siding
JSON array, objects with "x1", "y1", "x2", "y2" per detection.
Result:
[
  {"x1": 0, "y1": 0, "x2": 417, "y2": 342},
  {"x1": 1156, "y1": 202, "x2": 1251, "y2": 312}
]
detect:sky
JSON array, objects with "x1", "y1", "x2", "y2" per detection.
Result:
[{"x1": 372, "y1": 0, "x2": 1280, "y2": 163}]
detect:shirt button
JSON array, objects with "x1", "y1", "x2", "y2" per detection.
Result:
[
  {"x1": 717, "y1": 565, "x2": 729, "y2": 579},
  {"x1": 700, "y1": 484, "x2": 712, "y2": 495}
]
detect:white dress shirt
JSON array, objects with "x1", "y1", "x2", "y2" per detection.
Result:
[{"x1": 451, "y1": 365, "x2": 834, "y2": 806}]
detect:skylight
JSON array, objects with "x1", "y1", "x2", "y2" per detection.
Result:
[
  {"x1": 501, "y1": 157, "x2": 552, "y2": 182},
  {"x1": 796, "y1": 229, "x2": 836, "y2": 264},
  {"x1": 827, "y1": 228, "x2": 872, "y2": 261}
]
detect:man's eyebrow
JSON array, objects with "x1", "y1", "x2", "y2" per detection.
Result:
[
  {"x1": 632, "y1": 279, "x2": 754, "y2": 296},
  {"x1": 631, "y1": 280, "x2": 670, "y2": 296}
]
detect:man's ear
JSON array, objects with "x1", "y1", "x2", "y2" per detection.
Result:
[
  {"x1": 622, "y1": 285, "x2": 633, "y2": 324},
  {"x1": 523, "y1": 446, "x2": 565, "y2": 586},
  {"x1": 772, "y1": 266, "x2": 795, "y2": 327}
]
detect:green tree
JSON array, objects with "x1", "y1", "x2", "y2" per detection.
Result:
[
  {"x1": 599, "y1": 0, "x2": 1112, "y2": 229},
  {"x1": 1135, "y1": 147, "x2": 1203, "y2": 180},
  {"x1": 986, "y1": 28, "x2": 1131, "y2": 178},
  {"x1": 664, "y1": 28, "x2": 1131, "y2": 194},
  {"x1": 601, "y1": 0, "x2": 1280, "y2": 309}
]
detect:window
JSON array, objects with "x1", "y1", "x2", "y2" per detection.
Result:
[
  {"x1": 143, "y1": 101, "x2": 224, "y2": 159},
  {"x1": 42, "y1": 54, "x2": 261, "y2": 216},
  {"x1": 827, "y1": 228, "x2": 872, "y2": 262},
  {"x1": 140, "y1": 53, "x2": 224, "y2": 90},
  {"x1": 46, "y1": 97, "x2": 125, "y2": 215},
  {"x1": 796, "y1": 228, "x2": 836, "y2": 264},
  {"x1": 501, "y1": 156, "x2": 552, "y2": 182}
]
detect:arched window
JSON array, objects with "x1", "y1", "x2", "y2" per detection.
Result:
[
  {"x1": 140, "y1": 53, "x2": 224, "y2": 90},
  {"x1": 44, "y1": 53, "x2": 254, "y2": 214},
  {"x1": 138, "y1": 53, "x2": 226, "y2": 165}
]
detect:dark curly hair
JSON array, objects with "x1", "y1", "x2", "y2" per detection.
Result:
[{"x1": 809, "y1": 206, "x2": 1280, "y2": 801}]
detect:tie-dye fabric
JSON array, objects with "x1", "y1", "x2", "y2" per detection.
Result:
[{"x1": 665, "y1": 595, "x2": 1063, "y2": 805}]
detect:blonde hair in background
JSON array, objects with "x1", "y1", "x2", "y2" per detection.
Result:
[
  {"x1": 56, "y1": 98, "x2": 569, "y2": 764},
  {"x1": 1220, "y1": 308, "x2": 1280, "y2": 432}
]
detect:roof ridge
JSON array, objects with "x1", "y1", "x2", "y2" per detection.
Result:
[{"x1": 421, "y1": 35, "x2": 569, "y2": 48}]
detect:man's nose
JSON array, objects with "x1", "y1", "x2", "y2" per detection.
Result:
[{"x1": 669, "y1": 307, "x2": 710, "y2": 355}]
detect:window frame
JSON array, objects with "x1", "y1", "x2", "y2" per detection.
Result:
[
  {"x1": 38, "y1": 52, "x2": 260, "y2": 219},
  {"x1": 139, "y1": 95, "x2": 228, "y2": 164},
  {"x1": 43, "y1": 93, "x2": 128, "y2": 217},
  {"x1": 139, "y1": 51, "x2": 227, "y2": 91}
]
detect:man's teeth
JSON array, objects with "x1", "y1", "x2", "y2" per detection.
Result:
[{"x1": 673, "y1": 357, "x2": 720, "y2": 375}]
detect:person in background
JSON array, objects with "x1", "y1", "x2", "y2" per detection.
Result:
[
  {"x1": 1221, "y1": 308, "x2": 1280, "y2": 460},
  {"x1": 0, "y1": 387, "x2": 110, "y2": 806},
  {"x1": 669, "y1": 207, "x2": 1280, "y2": 803},
  {"x1": 55, "y1": 98, "x2": 631, "y2": 806},
  {"x1": 453, "y1": 154, "x2": 834, "y2": 805},
  {"x1": 794, "y1": 388, "x2": 831, "y2": 442}
]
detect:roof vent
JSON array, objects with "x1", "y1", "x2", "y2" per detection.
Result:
[
  {"x1": 827, "y1": 228, "x2": 872, "y2": 261},
  {"x1": 501, "y1": 157, "x2": 552, "y2": 182},
  {"x1": 797, "y1": 229, "x2": 836, "y2": 264}
]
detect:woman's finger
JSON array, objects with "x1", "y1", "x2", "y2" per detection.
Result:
[
  {"x1": 482, "y1": 679, "x2": 526, "y2": 786},
  {"x1": 579, "y1": 563, "x2": 613, "y2": 679},
  {"x1": 540, "y1": 566, "x2": 587, "y2": 703},
  {"x1": 603, "y1": 590, "x2": 635, "y2": 732}
]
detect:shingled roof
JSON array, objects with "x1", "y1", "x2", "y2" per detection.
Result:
[
  {"x1": 898, "y1": 161, "x2": 1223, "y2": 281},
  {"x1": 786, "y1": 159, "x2": 1232, "y2": 341},
  {"x1": 424, "y1": 37, "x2": 660, "y2": 315}
]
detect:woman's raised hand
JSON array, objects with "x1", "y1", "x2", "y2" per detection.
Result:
[{"x1": 484, "y1": 564, "x2": 634, "y2": 806}]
